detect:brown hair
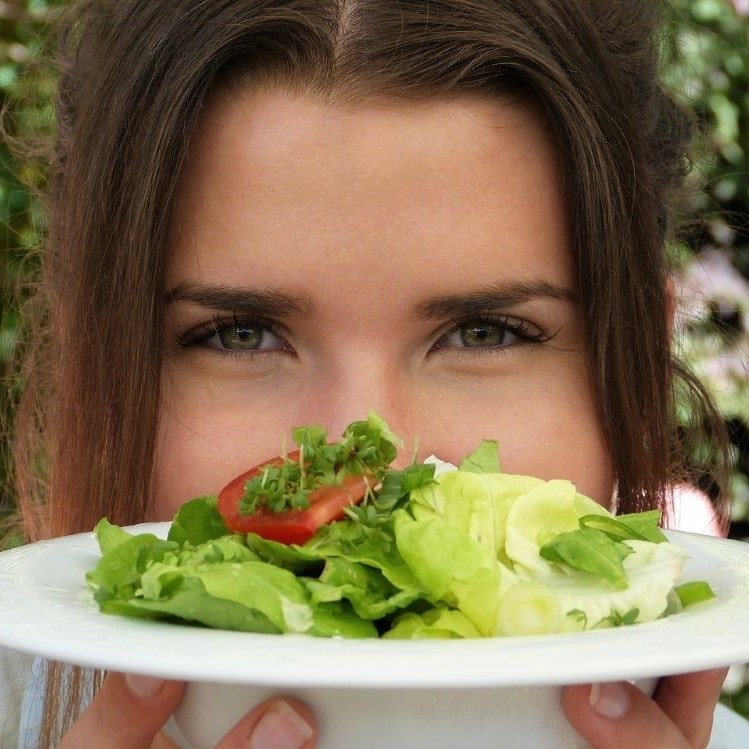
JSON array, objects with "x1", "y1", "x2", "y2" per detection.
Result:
[{"x1": 10, "y1": 0, "x2": 729, "y2": 742}]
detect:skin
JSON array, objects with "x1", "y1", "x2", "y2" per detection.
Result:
[
  {"x1": 60, "y1": 91, "x2": 725, "y2": 748},
  {"x1": 156, "y1": 91, "x2": 613, "y2": 512}
]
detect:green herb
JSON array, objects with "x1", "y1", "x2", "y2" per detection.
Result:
[
  {"x1": 595, "y1": 607, "x2": 640, "y2": 628},
  {"x1": 540, "y1": 527, "x2": 632, "y2": 588},
  {"x1": 346, "y1": 462, "x2": 436, "y2": 526},
  {"x1": 239, "y1": 412, "x2": 401, "y2": 515}
]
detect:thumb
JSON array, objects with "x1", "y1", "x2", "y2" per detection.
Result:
[{"x1": 58, "y1": 672, "x2": 185, "y2": 749}]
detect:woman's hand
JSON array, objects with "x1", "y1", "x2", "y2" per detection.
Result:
[
  {"x1": 59, "y1": 668, "x2": 725, "y2": 749},
  {"x1": 58, "y1": 672, "x2": 317, "y2": 749},
  {"x1": 562, "y1": 669, "x2": 728, "y2": 748}
]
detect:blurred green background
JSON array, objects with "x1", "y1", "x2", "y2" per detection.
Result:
[{"x1": 1, "y1": 0, "x2": 748, "y2": 717}]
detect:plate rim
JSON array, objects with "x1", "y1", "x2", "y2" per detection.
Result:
[{"x1": 1, "y1": 524, "x2": 748, "y2": 688}]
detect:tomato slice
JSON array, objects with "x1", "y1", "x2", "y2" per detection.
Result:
[{"x1": 217, "y1": 451, "x2": 370, "y2": 544}]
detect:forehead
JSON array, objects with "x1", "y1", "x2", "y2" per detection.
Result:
[{"x1": 168, "y1": 89, "x2": 571, "y2": 296}]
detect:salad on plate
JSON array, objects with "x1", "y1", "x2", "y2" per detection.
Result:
[{"x1": 87, "y1": 414, "x2": 714, "y2": 640}]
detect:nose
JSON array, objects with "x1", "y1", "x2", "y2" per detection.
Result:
[{"x1": 302, "y1": 357, "x2": 416, "y2": 469}]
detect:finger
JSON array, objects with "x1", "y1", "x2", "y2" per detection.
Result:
[
  {"x1": 562, "y1": 681, "x2": 690, "y2": 749},
  {"x1": 58, "y1": 672, "x2": 185, "y2": 749},
  {"x1": 653, "y1": 669, "x2": 728, "y2": 747},
  {"x1": 216, "y1": 697, "x2": 317, "y2": 749}
]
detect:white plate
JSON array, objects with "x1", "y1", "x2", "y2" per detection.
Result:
[{"x1": 1, "y1": 524, "x2": 749, "y2": 687}]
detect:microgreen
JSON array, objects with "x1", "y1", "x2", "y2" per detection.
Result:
[
  {"x1": 239, "y1": 413, "x2": 402, "y2": 515},
  {"x1": 595, "y1": 607, "x2": 640, "y2": 628}
]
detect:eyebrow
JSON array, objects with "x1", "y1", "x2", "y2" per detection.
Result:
[
  {"x1": 164, "y1": 281, "x2": 315, "y2": 318},
  {"x1": 415, "y1": 281, "x2": 577, "y2": 319}
]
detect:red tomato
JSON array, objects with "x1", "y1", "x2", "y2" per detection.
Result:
[{"x1": 217, "y1": 451, "x2": 370, "y2": 544}]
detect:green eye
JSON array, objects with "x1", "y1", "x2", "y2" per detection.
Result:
[
  {"x1": 432, "y1": 315, "x2": 549, "y2": 353},
  {"x1": 460, "y1": 323, "x2": 508, "y2": 347},
  {"x1": 177, "y1": 316, "x2": 289, "y2": 354},
  {"x1": 217, "y1": 323, "x2": 264, "y2": 350}
]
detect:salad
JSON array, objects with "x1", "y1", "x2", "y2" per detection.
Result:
[{"x1": 87, "y1": 414, "x2": 714, "y2": 639}]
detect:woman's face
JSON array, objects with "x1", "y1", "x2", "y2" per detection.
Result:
[{"x1": 155, "y1": 90, "x2": 613, "y2": 520}]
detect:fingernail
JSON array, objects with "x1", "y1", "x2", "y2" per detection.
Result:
[
  {"x1": 247, "y1": 700, "x2": 314, "y2": 749},
  {"x1": 589, "y1": 682, "x2": 630, "y2": 719},
  {"x1": 124, "y1": 674, "x2": 165, "y2": 699}
]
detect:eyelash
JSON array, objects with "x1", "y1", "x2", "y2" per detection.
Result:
[
  {"x1": 430, "y1": 314, "x2": 553, "y2": 354},
  {"x1": 176, "y1": 314, "x2": 290, "y2": 355},
  {"x1": 175, "y1": 313, "x2": 553, "y2": 357}
]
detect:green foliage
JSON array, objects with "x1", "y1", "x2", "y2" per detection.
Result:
[
  {"x1": 661, "y1": 2, "x2": 749, "y2": 542},
  {"x1": 0, "y1": 1, "x2": 60, "y2": 531},
  {"x1": 663, "y1": 0, "x2": 749, "y2": 252}
]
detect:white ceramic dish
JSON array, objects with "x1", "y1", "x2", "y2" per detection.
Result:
[{"x1": 1, "y1": 524, "x2": 748, "y2": 748}]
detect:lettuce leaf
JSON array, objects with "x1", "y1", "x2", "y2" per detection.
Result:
[{"x1": 87, "y1": 430, "x2": 706, "y2": 640}]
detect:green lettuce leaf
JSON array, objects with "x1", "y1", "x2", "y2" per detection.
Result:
[
  {"x1": 304, "y1": 557, "x2": 422, "y2": 620},
  {"x1": 86, "y1": 424, "x2": 704, "y2": 641},
  {"x1": 392, "y1": 509, "x2": 515, "y2": 635},
  {"x1": 458, "y1": 440, "x2": 501, "y2": 474},
  {"x1": 167, "y1": 496, "x2": 228, "y2": 546},
  {"x1": 540, "y1": 527, "x2": 632, "y2": 589},
  {"x1": 384, "y1": 608, "x2": 482, "y2": 639}
]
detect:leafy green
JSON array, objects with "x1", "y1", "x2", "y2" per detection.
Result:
[
  {"x1": 393, "y1": 508, "x2": 510, "y2": 635},
  {"x1": 590, "y1": 510, "x2": 667, "y2": 543},
  {"x1": 93, "y1": 517, "x2": 137, "y2": 554},
  {"x1": 370, "y1": 463, "x2": 436, "y2": 513},
  {"x1": 87, "y1": 518, "x2": 375, "y2": 638},
  {"x1": 86, "y1": 418, "x2": 714, "y2": 640},
  {"x1": 495, "y1": 582, "x2": 563, "y2": 636},
  {"x1": 675, "y1": 580, "x2": 716, "y2": 607},
  {"x1": 384, "y1": 608, "x2": 482, "y2": 639},
  {"x1": 600, "y1": 607, "x2": 640, "y2": 628},
  {"x1": 458, "y1": 440, "x2": 501, "y2": 474},
  {"x1": 167, "y1": 496, "x2": 228, "y2": 546},
  {"x1": 540, "y1": 527, "x2": 632, "y2": 589},
  {"x1": 538, "y1": 511, "x2": 668, "y2": 588},
  {"x1": 304, "y1": 557, "x2": 422, "y2": 620},
  {"x1": 239, "y1": 412, "x2": 400, "y2": 514}
]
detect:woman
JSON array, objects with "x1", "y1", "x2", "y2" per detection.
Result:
[{"x1": 4, "y1": 0, "x2": 739, "y2": 746}]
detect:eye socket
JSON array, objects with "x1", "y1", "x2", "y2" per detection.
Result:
[
  {"x1": 432, "y1": 316, "x2": 550, "y2": 352},
  {"x1": 178, "y1": 316, "x2": 289, "y2": 353}
]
